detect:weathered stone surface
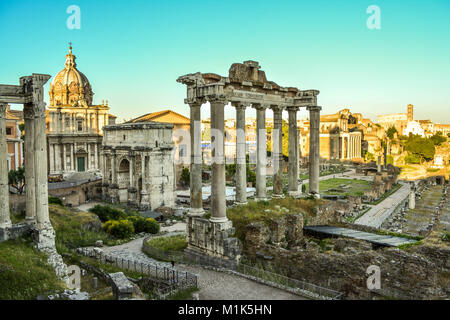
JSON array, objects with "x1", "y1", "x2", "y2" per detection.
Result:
[
  {"x1": 103, "y1": 123, "x2": 175, "y2": 210},
  {"x1": 245, "y1": 239, "x2": 448, "y2": 299}
]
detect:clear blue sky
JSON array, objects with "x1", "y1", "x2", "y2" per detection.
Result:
[{"x1": 1, "y1": 0, "x2": 449, "y2": 123}]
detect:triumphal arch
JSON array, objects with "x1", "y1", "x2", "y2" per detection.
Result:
[{"x1": 177, "y1": 61, "x2": 321, "y2": 264}]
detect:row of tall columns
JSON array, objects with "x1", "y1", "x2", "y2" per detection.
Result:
[
  {"x1": 187, "y1": 99, "x2": 322, "y2": 219},
  {"x1": 346, "y1": 134, "x2": 361, "y2": 159},
  {"x1": 50, "y1": 142, "x2": 101, "y2": 173}
]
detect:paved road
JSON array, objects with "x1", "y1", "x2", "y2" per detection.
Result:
[{"x1": 355, "y1": 182, "x2": 411, "y2": 228}]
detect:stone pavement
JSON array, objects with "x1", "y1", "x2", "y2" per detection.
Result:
[
  {"x1": 178, "y1": 264, "x2": 306, "y2": 300},
  {"x1": 99, "y1": 233, "x2": 305, "y2": 300},
  {"x1": 355, "y1": 182, "x2": 410, "y2": 228}
]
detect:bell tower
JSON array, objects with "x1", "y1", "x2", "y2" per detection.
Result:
[{"x1": 407, "y1": 104, "x2": 414, "y2": 122}]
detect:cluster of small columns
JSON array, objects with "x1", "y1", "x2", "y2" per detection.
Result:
[
  {"x1": 187, "y1": 98, "x2": 322, "y2": 220},
  {"x1": 0, "y1": 75, "x2": 53, "y2": 233},
  {"x1": 49, "y1": 142, "x2": 100, "y2": 173}
]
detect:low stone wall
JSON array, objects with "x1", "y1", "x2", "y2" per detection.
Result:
[{"x1": 0, "y1": 223, "x2": 31, "y2": 242}]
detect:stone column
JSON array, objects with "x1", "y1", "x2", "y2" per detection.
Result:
[
  {"x1": 210, "y1": 96, "x2": 227, "y2": 222},
  {"x1": 23, "y1": 105, "x2": 36, "y2": 225},
  {"x1": 140, "y1": 153, "x2": 149, "y2": 210},
  {"x1": 49, "y1": 144, "x2": 55, "y2": 174},
  {"x1": 272, "y1": 105, "x2": 284, "y2": 198},
  {"x1": 128, "y1": 152, "x2": 137, "y2": 207},
  {"x1": 110, "y1": 150, "x2": 119, "y2": 203},
  {"x1": 70, "y1": 144, "x2": 74, "y2": 171},
  {"x1": 308, "y1": 106, "x2": 321, "y2": 196},
  {"x1": 0, "y1": 103, "x2": 11, "y2": 231},
  {"x1": 94, "y1": 143, "x2": 98, "y2": 170},
  {"x1": 33, "y1": 101, "x2": 52, "y2": 230},
  {"x1": 188, "y1": 101, "x2": 204, "y2": 216},
  {"x1": 63, "y1": 144, "x2": 67, "y2": 171},
  {"x1": 253, "y1": 104, "x2": 268, "y2": 201},
  {"x1": 101, "y1": 151, "x2": 108, "y2": 201},
  {"x1": 377, "y1": 155, "x2": 382, "y2": 173},
  {"x1": 288, "y1": 106, "x2": 301, "y2": 197},
  {"x1": 233, "y1": 102, "x2": 247, "y2": 204}
]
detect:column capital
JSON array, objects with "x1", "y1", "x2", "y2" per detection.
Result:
[
  {"x1": 307, "y1": 105, "x2": 322, "y2": 112},
  {"x1": 271, "y1": 105, "x2": 284, "y2": 113},
  {"x1": 207, "y1": 94, "x2": 227, "y2": 104},
  {"x1": 187, "y1": 98, "x2": 206, "y2": 107},
  {"x1": 0, "y1": 103, "x2": 7, "y2": 118},
  {"x1": 252, "y1": 103, "x2": 267, "y2": 111},
  {"x1": 286, "y1": 106, "x2": 300, "y2": 112},
  {"x1": 231, "y1": 101, "x2": 247, "y2": 110}
]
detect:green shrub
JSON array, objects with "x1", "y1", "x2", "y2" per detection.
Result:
[
  {"x1": 180, "y1": 167, "x2": 190, "y2": 186},
  {"x1": 48, "y1": 196, "x2": 63, "y2": 206},
  {"x1": 89, "y1": 205, "x2": 125, "y2": 222},
  {"x1": 144, "y1": 218, "x2": 160, "y2": 234},
  {"x1": 102, "y1": 220, "x2": 135, "y2": 239},
  {"x1": 128, "y1": 216, "x2": 160, "y2": 234}
]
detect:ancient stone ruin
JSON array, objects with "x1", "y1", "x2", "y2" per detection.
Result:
[
  {"x1": 0, "y1": 74, "x2": 68, "y2": 280},
  {"x1": 177, "y1": 61, "x2": 321, "y2": 265}
]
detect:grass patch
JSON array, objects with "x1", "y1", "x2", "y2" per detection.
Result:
[
  {"x1": 227, "y1": 197, "x2": 319, "y2": 244},
  {"x1": 375, "y1": 230, "x2": 423, "y2": 241},
  {"x1": 397, "y1": 240, "x2": 422, "y2": 250},
  {"x1": 0, "y1": 239, "x2": 65, "y2": 299},
  {"x1": 304, "y1": 178, "x2": 372, "y2": 197},
  {"x1": 146, "y1": 235, "x2": 188, "y2": 252}
]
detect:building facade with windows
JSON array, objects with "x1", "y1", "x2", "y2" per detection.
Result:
[
  {"x1": 46, "y1": 45, "x2": 116, "y2": 176},
  {"x1": 5, "y1": 105, "x2": 24, "y2": 171}
]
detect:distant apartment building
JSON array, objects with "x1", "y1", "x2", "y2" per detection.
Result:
[{"x1": 5, "y1": 105, "x2": 24, "y2": 171}]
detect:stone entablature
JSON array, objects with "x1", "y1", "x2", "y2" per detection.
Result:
[
  {"x1": 102, "y1": 122, "x2": 175, "y2": 210},
  {"x1": 178, "y1": 61, "x2": 319, "y2": 108}
]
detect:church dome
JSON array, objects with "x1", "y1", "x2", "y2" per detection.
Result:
[{"x1": 49, "y1": 44, "x2": 94, "y2": 106}]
